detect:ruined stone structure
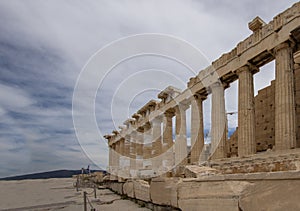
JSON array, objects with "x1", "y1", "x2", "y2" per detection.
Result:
[{"x1": 104, "y1": 3, "x2": 300, "y2": 210}]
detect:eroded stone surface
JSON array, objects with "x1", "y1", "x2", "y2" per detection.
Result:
[
  {"x1": 123, "y1": 180, "x2": 134, "y2": 198},
  {"x1": 150, "y1": 177, "x2": 181, "y2": 207},
  {"x1": 133, "y1": 180, "x2": 150, "y2": 202},
  {"x1": 183, "y1": 165, "x2": 220, "y2": 178},
  {"x1": 177, "y1": 179, "x2": 251, "y2": 211},
  {"x1": 179, "y1": 198, "x2": 239, "y2": 211},
  {"x1": 239, "y1": 180, "x2": 300, "y2": 211},
  {"x1": 110, "y1": 182, "x2": 123, "y2": 195}
]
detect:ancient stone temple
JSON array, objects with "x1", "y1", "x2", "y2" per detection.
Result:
[{"x1": 104, "y1": 3, "x2": 300, "y2": 210}]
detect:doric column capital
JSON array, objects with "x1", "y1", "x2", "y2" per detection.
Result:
[
  {"x1": 124, "y1": 134, "x2": 130, "y2": 141},
  {"x1": 210, "y1": 81, "x2": 222, "y2": 89},
  {"x1": 164, "y1": 109, "x2": 175, "y2": 118},
  {"x1": 274, "y1": 41, "x2": 294, "y2": 54},
  {"x1": 237, "y1": 63, "x2": 258, "y2": 75},
  {"x1": 175, "y1": 102, "x2": 190, "y2": 113},
  {"x1": 137, "y1": 126, "x2": 145, "y2": 133},
  {"x1": 143, "y1": 121, "x2": 152, "y2": 131},
  {"x1": 193, "y1": 93, "x2": 207, "y2": 101},
  {"x1": 210, "y1": 81, "x2": 229, "y2": 90}
]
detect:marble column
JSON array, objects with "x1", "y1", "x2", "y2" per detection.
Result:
[
  {"x1": 210, "y1": 82, "x2": 227, "y2": 159},
  {"x1": 294, "y1": 52, "x2": 300, "y2": 148},
  {"x1": 108, "y1": 144, "x2": 113, "y2": 173},
  {"x1": 238, "y1": 65, "x2": 256, "y2": 156},
  {"x1": 124, "y1": 136, "x2": 131, "y2": 176},
  {"x1": 275, "y1": 42, "x2": 296, "y2": 150},
  {"x1": 124, "y1": 136, "x2": 130, "y2": 158},
  {"x1": 129, "y1": 132, "x2": 137, "y2": 175},
  {"x1": 143, "y1": 123, "x2": 152, "y2": 169},
  {"x1": 119, "y1": 139, "x2": 124, "y2": 156},
  {"x1": 115, "y1": 141, "x2": 120, "y2": 176},
  {"x1": 163, "y1": 111, "x2": 174, "y2": 169},
  {"x1": 110, "y1": 143, "x2": 117, "y2": 178},
  {"x1": 136, "y1": 129, "x2": 144, "y2": 170},
  {"x1": 190, "y1": 94, "x2": 205, "y2": 163},
  {"x1": 119, "y1": 138, "x2": 124, "y2": 175},
  {"x1": 152, "y1": 116, "x2": 162, "y2": 172},
  {"x1": 175, "y1": 104, "x2": 188, "y2": 166}
]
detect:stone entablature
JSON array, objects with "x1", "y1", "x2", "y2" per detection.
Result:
[
  {"x1": 137, "y1": 100, "x2": 159, "y2": 119},
  {"x1": 189, "y1": 2, "x2": 300, "y2": 88},
  {"x1": 158, "y1": 86, "x2": 181, "y2": 104}
]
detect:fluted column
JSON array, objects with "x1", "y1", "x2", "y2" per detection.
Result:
[
  {"x1": 238, "y1": 65, "x2": 256, "y2": 156},
  {"x1": 294, "y1": 52, "x2": 300, "y2": 148},
  {"x1": 275, "y1": 42, "x2": 296, "y2": 150},
  {"x1": 163, "y1": 111, "x2": 174, "y2": 169},
  {"x1": 143, "y1": 123, "x2": 152, "y2": 169},
  {"x1": 190, "y1": 94, "x2": 205, "y2": 163},
  {"x1": 119, "y1": 138, "x2": 125, "y2": 176},
  {"x1": 175, "y1": 104, "x2": 188, "y2": 166},
  {"x1": 124, "y1": 136, "x2": 130, "y2": 158},
  {"x1": 152, "y1": 116, "x2": 162, "y2": 172},
  {"x1": 136, "y1": 129, "x2": 144, "y2": 170},
  {"x1": 115, "y1": 141, "x2": 120, "y2": 176},
  {"x1": 118, "y1": 138, "x2": 126, "y2": 180},
  {"x1": 114, "y1": 143, "x2": 117, "y2": 173},
  {"x1": 110, "y1": 143, "x2": 116, "y2": 178},
  {"x1": 108, "y1": 144, "x2": 113, "y2": 173},
  {"x1": 129, "y1": 132, "x2": 137, "y2": 175},
  {"x1": 119, "y1": 138, "x2": 124, "y2": 156},
  {"x1": 124, "y1": 137, "x2": 131, "y2": 175},
  {"x1": 211, "y1": 82, "x2": 227, "y2": 159}
]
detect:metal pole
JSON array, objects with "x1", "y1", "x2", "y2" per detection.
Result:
[
  {"x1": 76, "y1": 176, "x2": 79, "y2": 192},
  {"x1": 83, "y1": 191, "x2": 87, "y2": 211},
  {"x1": 94, "y1": 185, "x2": 97, "y2": 199}
]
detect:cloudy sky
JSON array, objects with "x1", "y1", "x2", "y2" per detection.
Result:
[{"x1": 0, "y1": 0, "x2": 298, "y2": 177}]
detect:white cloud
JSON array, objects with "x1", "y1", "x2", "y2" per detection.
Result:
[{"x1": 0, "y1": 84, "x2": 34, "y2": 113}]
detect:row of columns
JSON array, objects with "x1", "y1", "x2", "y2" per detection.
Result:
[
  {"x1": 108, "y1": 99, "x2": 205, "y2": 177},
  {"x1": 107, "y1": 40, "x2": 297, "y2": 178}
]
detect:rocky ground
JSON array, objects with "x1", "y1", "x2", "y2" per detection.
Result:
[{"x1": 0, "y1": 178, "x2": 150, "y2": 211}]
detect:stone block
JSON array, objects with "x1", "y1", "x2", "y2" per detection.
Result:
[
  {"x1": 110, "y1": 182, "x2": 123, "y2": 195},
  {"x1": 178, "y1": 198, "x2": 239, "y2": 211},
  {"x1": 183, "y1": 165, "x2": 220, "y2": 178},
  {"x1": 239, "y1": 180, "x2": 300, "y2": 211},
  {"x1": 123, "y1": 180, "x2": 134, "y2": 198},
  {"x1": 294, "y1": 160, "x2": 300, "y2": 170},
  {"x1": 150, "y1": 177, "x2": 181, "y2": 207},
  {"x1": 133, "y1": 180, "x2": 150, "y2": 202},
  {"x1": 177, "y1": 179, "x2": 251, "y2": 211}
]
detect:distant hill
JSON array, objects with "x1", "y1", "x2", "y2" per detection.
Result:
[{"x1": 0, "y1": 169, "x2": 106, "y2": 181}]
